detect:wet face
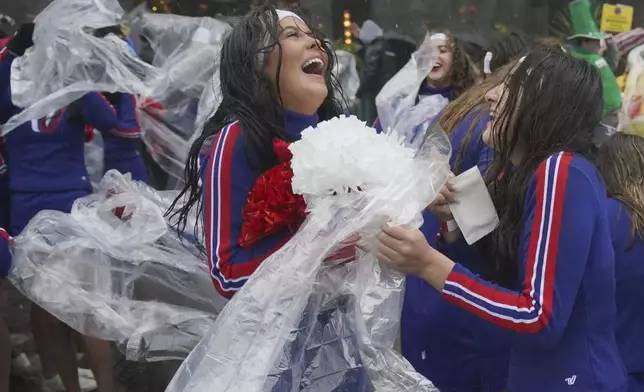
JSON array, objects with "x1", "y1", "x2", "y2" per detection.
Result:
[
  {"x1": 264, "y1": 16, "x2": 329, "y2": 115},
  {"x1": 482, "y1": 80, "x2": 508, "y2": 148},
  {"x1": 427, "y1": 37, "x2": 453, "y2": 87}
]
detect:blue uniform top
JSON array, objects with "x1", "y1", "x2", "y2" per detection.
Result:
[
  {"x1": 607, "y1": 199, "x2": 644, "y2": 376},
  {"x1": 402, "y1": 106, "x2": 507, "y2": 392},
  {"x1": 440, "y1": 152, "x2": 627, "y2": 392},
  {"x1": 100, "y1": 94, "x2": 148, "y2": 183},
  {"x1": 0, "y1": 48, "x2": 141, "y2": 193},
  {"x1": 201, "y1": 110, "x2": 318, "y2": 298}
]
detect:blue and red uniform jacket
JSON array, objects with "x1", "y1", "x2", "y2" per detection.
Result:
[
  {"x1": 402, "y1": 107, "x2": 507, "y2": 392},
  {"x1": 100, "y1": 93, "x2": 149, "y2": 183},
  {"x1": 0, "y1": 48, "x2": 141, "y2": 193},
  {"x1": 607, "y1": 199, "x2": 644, "y2": 390},
  {"x1": 440, "y1": 152, "x2": 627, "y2": 392},
  {"x1": 201, "y1": 110, "x2": 318, "y2": 298},
  {"x1": 1, "y1": 48, "x2": 143, "y2": 237}
]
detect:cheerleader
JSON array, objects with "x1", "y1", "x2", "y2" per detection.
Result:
[
  {"x1": 172, "y1": 7, "x2": 373, "y2": 390},
  {"x1": 93, "y1": 25, "x2": 148, "y2": 184},
  {"x1": 401, "y1": 33, "x2": 540, "y2": 392},
  {"x1": 374, "y1": 30, "x2": 478, "y2": 132},
  {"x1": 174, "y1": 6, "x2": 345, "y2": 297},
  {"x1": 377, "y1": 49, "x2": 627, "y2": 391},
  {"x1": 0, "y1": 24, "x2": 141, "y2": 392},
  {"x1": 597, "y1": 133, "x2": 644, "y2": 391}
]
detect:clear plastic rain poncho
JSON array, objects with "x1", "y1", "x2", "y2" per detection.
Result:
[
  {"x1": 2, "y1": 0, "x2": 160, "y2": 136},
  {"x1": 132, "y1": 13, "x2": 230, "y2": 185},
  {"x1": 334, "y1": 50, "x2": 360, "y2": 108},
  {"x1": 8, "y1": 170, "x2": 228, "y2": 361},
  {"x1": 375, "y1": 32, "x2": 448, "y2": 146},
  {"x1": 163, "y1": 41, "x2": 449, "y2": 391},
  {"x1": 620, "y1": 43, "x2": 644, "y2": 137}
]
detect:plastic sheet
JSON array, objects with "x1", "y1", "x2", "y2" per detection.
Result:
[
  {"x1": 85, "y1": 129, "x2": 105, "y2": 190},
  {"x1": 375, "y1": 32, "x2": 441, "y2": 135},
  {"x1": 334, "y1": 50, "x2": 360, "y2": 108},
  {"x1": 133, "y1": 13, "x2": 230, "y2": 186},
  {"x1": 621, "y1": 43, "x2": 644, "y2": 137},
  {"x1": 2, "y1": 0, "x2": 160, "y2": 135},
  {"x1": 165, "y1": 106, "x2": 450, "y2": 391},
  {"x1": 8, "y1": 171, "x2": 228, "y2": 362}
]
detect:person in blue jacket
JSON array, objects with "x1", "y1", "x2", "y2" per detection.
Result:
[
  {"x1": 170, "y1": 6, "x2": 371, "y2": 390},
  {"x1": 0, "y1": 24, "x2": 142, "y2": 392},
  {"x1": 596, "y1": 133, "x2": 644, "y2": 392},
  {"x1": 401, "y1": 34, "x2": 540, "y2": 392},
  {"x1": 377, "y1": 48, "x2": 628, "y2": 392},
  {"x1": 93, "y1": 25, "x2": 149, "y2": 184},
  {"x1": 401, "y1": 72, "x2": 501, "y2": 392}
]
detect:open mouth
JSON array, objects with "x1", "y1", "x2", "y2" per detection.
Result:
[
  {"x1": 302, "y1": 58, "x2": 325, "y2": 76},
  {"x1": 431, "y1": 64, "x2": 443, "y2": 72}
]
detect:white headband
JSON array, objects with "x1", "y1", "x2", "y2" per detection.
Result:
[
  {"x1": 483, "y1": 52, "x2": 493, "y2": 74},
  {"x1": 276, "y1": 9, "x2": 303, "y2": 22},
  {"x1": 430, "y1": 33, "x2": 447, "y2": 41}
]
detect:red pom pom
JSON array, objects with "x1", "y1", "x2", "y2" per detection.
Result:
[
  {"x1": 238, "y1": 138, "x2": 307, "y2": 249},
  {"x1": 239, "y1": 160, "x2": 307, "y2": 249},
  {"x1": 272, "y1": 138, "x2": 293, "y2": 163}
]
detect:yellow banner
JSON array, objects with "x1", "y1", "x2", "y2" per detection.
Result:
[{"x1": 601, "y1": 4, "x2": 634, "y2": 33}]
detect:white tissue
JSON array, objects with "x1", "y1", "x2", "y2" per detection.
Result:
[{"x1": 448, "y1": 166, "x2": 499, "y2": 244}]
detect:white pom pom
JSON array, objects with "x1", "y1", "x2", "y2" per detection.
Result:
[{"x1": 289, "y1": 115, "x2": 417, "y2": 201}]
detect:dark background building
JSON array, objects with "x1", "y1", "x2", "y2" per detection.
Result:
[{"x1": 2, "y1": 0, "x2": 644, "y2": 41}]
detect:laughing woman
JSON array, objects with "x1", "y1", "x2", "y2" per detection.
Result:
[
  {"x1": 173, "y1": 6, "x2": 343, "y2": 298},
  {"x1": 171, "y1": 7, "x2": 374, "y2": 389},
  {"x1": 377, "y1": 49, "x2": 627, "y2": 391}
]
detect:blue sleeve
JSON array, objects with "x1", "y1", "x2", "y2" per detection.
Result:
[
  {"x1": 0, "y1": 228, "x2": 12, "y2": 277},
  {"x1": 606, "y1": 198, "x2": 631, "y2": 252},
  {"x1": 80, "y1": 92, "x2": 141, "y2": 139},
  {"x1": 202, "y1": 123, "x2": 294, "y2": 298},
  {"x1": 0, "y1": 48, "x2": 17, "y2": 124},
  {"x1": 441, "y1": 153, "x2": 597, "y2": 349},
  {"x1": 472, "y1": 116, "x2": 494, "y2": 177},
  {"x1": 450, "y1": 110, "x2": 494, "y2": 177}
]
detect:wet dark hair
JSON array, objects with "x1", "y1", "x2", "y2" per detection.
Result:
[
  {"x1": 485, "y1": 48, "x2": 602, "y2": 287},
  {"x1": 596, "y1": 133, "x2": 644, "y2": 247},
  {"x1": 170, "y1": 5, "x2": 344, "y2": 236},
  {"x1": 487, "y1": 32, "x2": 537, "y2": 74}
]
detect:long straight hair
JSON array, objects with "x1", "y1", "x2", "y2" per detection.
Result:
[
  {"x1": 596, "y1": 133, "x2": 644, "y2": 246},
  {"x1": 438, "y1": 63, "x2": 512, "y2": 174},
  {"x1": 169, "y1": 5, "x2": 344, "y2": 237},
  {"x1": 485, "y1": 49, "x2": 602, "y2": 287}
]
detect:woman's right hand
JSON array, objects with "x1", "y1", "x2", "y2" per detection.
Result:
[{"x1": 427, "y1": 177, "x2": 457, "y2": 222}]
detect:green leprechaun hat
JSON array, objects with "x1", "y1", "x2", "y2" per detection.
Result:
[{"x1": 567, "y1": 0, "x2": 607, "y2": 40}]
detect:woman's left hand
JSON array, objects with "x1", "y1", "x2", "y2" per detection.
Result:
[{"x1": 377, "y1": 224, "x2": 455, "y2": 290}]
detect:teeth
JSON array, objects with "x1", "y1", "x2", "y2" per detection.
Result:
[{"x1": 303, "y1": 58, "x2": 324, "y2": 69}]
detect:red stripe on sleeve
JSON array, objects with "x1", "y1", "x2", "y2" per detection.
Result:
[
  {"x1": 539, "y1": 152, "x2": 572, "y2": 323},
  {"x1": 204, "y1": 130, "x2": 223, "y2": 291}
]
